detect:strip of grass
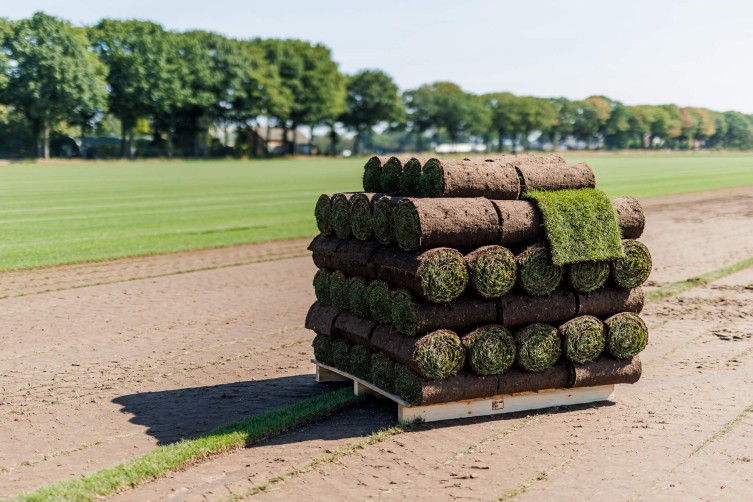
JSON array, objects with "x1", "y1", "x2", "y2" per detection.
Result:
[{"x1": 11, "y1": 388, "x2": 362, "y2": 502}]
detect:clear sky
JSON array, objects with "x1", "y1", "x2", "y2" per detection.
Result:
[{"x1": 6, "y1": 1, "x2": 753, "y2": 112}]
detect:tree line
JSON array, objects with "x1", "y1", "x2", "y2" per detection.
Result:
[{"x1": 2, "y1": 12, "x2": 753, "y2": 159}]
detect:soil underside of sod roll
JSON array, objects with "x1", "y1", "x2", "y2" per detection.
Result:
[
  {"x1": 568, "y1": 261, "x2": 610, "y2": 294},
  {"x1": 398, "y1": 157, "x2": 429, "y2": 195},
  {"x1": 516, "y1": 323, "x2": 562, "y2": 372},
  {"x1": 611, "y1": 196, "x2": 645, "y2": 239},
  {"x1": 462, "y1": 325, "x2": 516, "y2": 375},
  {"x1": 367, "y1": 280, "x2": 392, "y2": 324},
  {"x1": 313, "y1": 269, "x2": 332, "y2": 305},
  {"x1": 568, "y1": 355, "x2": 642, "y2": 388},
  {"x1": 335, "y1": 239, "x2": 380, "y2": 280},
  {"x1": 315, "y1": 194, "x2": 333, "y2": 236},
  {"x1": 395, "y1": 366, "x2": 500, "y2": 406},
  {"x1": 364, "y1": 156, "x2": 390, "y2": 192},
  {"x1": 516, "y1": 160, "x2": 595, "y2": 192},
  {"x1": 517, "y1": 244, "x2": 564, "y2": 296},
  {"x1": 391, "y1": 289, "x2": 498, "y2": 337},
  {"x1": 525, "y1": 188, "x2": 625, "y2": 266},
  {"x1": 370, "y1": 325, "x2": 465, "y2": 380},
  {"x1": 394, "y1": 198, "x2": 500, "y2": 252},
  {"x1": 329, "y1": 271, "x2": 348, "y2": 310},
  {"x1": 371, "y1": 352, "x2": 396, "y2": 394},
  {"x1": 305, "y1": 303, "x2": 340, "y2": 336},
  {"x1": 312, "y1": 334, "x2": 333, "y2": 366},
  {"x1": 419, "y1": 158, "x2": 521, "y2": 198},
  {"x1": 381, "y1": 157, "x2": 408, "y2": 194},
  {"x1": 465, "y1": 245, "x2": 517, "y2": 298},
  {"x1": 346, "y1": 276, "x2": 370, "y2": 317},
  {"x1": 331, "y1": 193, "x2": 356, "y2": 240},
  {"x1": 500, "y1": 289, "x2": 577, "y2": 327},
  {"x1": 612, "y1": 240, "x2": 652, "y2": 288},
  {"x1": 333, "y1": 312, "x2": 377, "y2": 349},
  {"x1": 605, "y1": 312, "x2": 649, "y2": 359},
  {"x1": 559, "y1": 315, "x2": 606, "y2": 364},
  {"x1": 349, "y1": 345, "x2": 372, "y2": 380},
  {"x1": 372, "y1": 247, "x2": 468, "y2": 303},
  {"x1": 332, "y1": 338, "x2": 351, "y2": 372},
  {"x1": 577, "y1": 287, "x2": 644, "y2": 317},
  {"x1": 373, "y1": 195, "x2": 405, "y2": 245},
  {"x1": 308, "y1": 235, "x2": 342, "y2": 270},
  {"x1": 350, "y1": 193, "x2": 383, "y2": 241}
]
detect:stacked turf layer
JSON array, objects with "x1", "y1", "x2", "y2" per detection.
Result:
[{"x1": 307, "y1": 154, "x2": 650, "y2": 406}]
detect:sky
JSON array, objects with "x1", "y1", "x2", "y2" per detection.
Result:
[{"x1": 6, "y1": 0, "x2": 753, "y2": 113}]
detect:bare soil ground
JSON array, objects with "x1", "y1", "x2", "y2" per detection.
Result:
[{"x1": 2, "y1": 187, "x2": 753, "y2": 501}]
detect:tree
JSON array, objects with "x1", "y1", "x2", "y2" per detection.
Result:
[
  {"x1": 339, "y1": 69, "x2": 404, "y2": 155},
  {"x1": 3, "y1": 12, "x2": 107, "y2": 158},
  {"x1": 484, "y1": 92, "x2": 522, "y2": 152},
  {"x1": 403, "y1": 85, "x2": 436, "y2": 152},
  {"x1": 516, "y1": 96, "x2": 557, "y2": 149}
]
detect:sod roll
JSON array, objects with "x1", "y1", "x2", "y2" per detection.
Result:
[
  {"x1": 350, "y1": 193, "x2": 383, "y2": 241},
  {"x1": 333, "y1": 311, "x2": 377, "y2": 349},
  {"x1": 363, "y1": 155, "x2": 390, "y2": 192},
  {"x1": 336, "y1": 239, "x2": 380, "y2": 280},
  {"x1": 373, "y1": 247, "x2": 469, "y2": 303},
  {"x1": 372, "y1": 195, "x2": 405, "y2": 245},
  {"x1": 367, "y1": 280, "x2": 393, "y2": 324},
  {"x1": 346, "y1": 276, "x2": 370, "y2": 318},
  {"x1": 463, "y1": 325, "x2": 516, "y2": 375},
  {"x1": 398, "y1": 157, "x2": 429, "y2": 196},
  {"x1": 517, "y1": 243, "x2": 564, "y2": 296},
  {"x1": 394, "y1": 365, "x2": 499, "y2": 406},
  {"x1": 308, "y1": 235, "x2": 341, "y2": 270},
  {"x1": 500, "y1": 289, "x2": 577, "y2": 328},
  {"x1": 313, "y1": 269, "x2": 332, "y2": 306},
  {"x1": 332, "y1": 338, "x2": 352, "y2": 372},
  {"x1": 419, "y1": 158, "x2": 520, "y2": 199},
  {"x1": 605, "y1": 312, "x2": 648, "y2": 359},
  {"x1": 567, "y1": 355, "x2": 642, "y2": 388},
  {"x1": 312, "y1": 334, "x2": 334, "y2": 366},
  {"x1": 568, "y1": 261, "x2": 610, "y2": 294},
  {"x1": 370, "y1": 325, "x2": 465, "y2": 380},
  {"x1": 497, "y1": 364, "x2": 569, "y2": 395},
  {"x1": 381, "y1": 156, "x2": 409, "y2": 194},
  {"x1": 305, "y1": 302, "x2": 340, "y2": 336},
  {"x1": 314, "y1": 194, "x2": 333, "y2": 236},
  {"x1": 612, "y1": 240, "x2": 652, "y2": 288},
  {"x1": 391, "y1": 288, "x2": 498, "y2": 337},
  {"x1": 331, "y1": 193, "x2": 356, "y2": 240},
  {"x1": 516, "y1": 323, "x2": 562, "y2": 372},
  {"x1": 350, "y1": 345, "x2": 372, "y2": 380},
  {"x1": 558, "y1": 315, "x2": 606, "y2": 364},
  {"x1": 516, "y1": 159, "x2": 595, "y2": 192},
  {"x1": 611, "y1": 196, "x2": 645, "y2": 239},
  {"x1": 329, "y1": 270, "x2": 349, "y2": 310},
  {"x1": 371, "y1": 352, "x2": 396, "y2": 394},
  {"x1": 465, "y1": 245, "x2": 517, "y2": 298},
  {"x1": 577, "y1": 287, "x2": 644, "y2": 317},
  {"x1": 393, "y1": 198, "x2": 499, "y2": 252}
]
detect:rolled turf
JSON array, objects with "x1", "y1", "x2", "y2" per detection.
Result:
[
  {"x1": 568, "y1": 261, "x2": 610, "y2": 294},
  {"x1": 335, "y1": 239, "x2": 380, "y2": 280},
  {"x1": 308, "y1": 235, "x2": 341, "y2": 270},
  {"x1": 350, "y1": 193, "x2": 382, "y2": 241},
  {"x1": 500, "y1": 289, "x2": 577, "y2": 328},
  {"x1": 381, "y1": 157, "x2": 407, "y2": 193},
  {"x1": 465, "y1": 245, "x2": 517, "y2": 298},
  {"x1": 559, "y1": 315, "x2": 606, "y2": 364},
  {"x1": 329, "y1": 271, "x2": 349, "y2": 310},
  {"x1": 516, "y1": 244, "x2": 564, "y2": 296},
  {"x1": 525, "y1": 188, "x2": 625, "y2": 266},
  {"x1": 567, "y1": 355, "x2": 642, "y2": 388},
  {"x1": 393, "y1": 198, "x2": 499, "y2": 252},
  {"x1": 391, "y1": 288, "x2": 498, "y2": 337},
  {"x1": 419, "y1": 157, "x2": 520, "y2": 199},
  {"x1": 313, "y1": 269, "x2": 332, "y2": 306},
  {"x1": 332, "y1": 338, "x2": 352, "y2": 372},
  {"x1": 394, "y1": 365, "x2": 498, "y2": 406},
  {"x1": 398, "y1": 157, "x2": 429, "y2": 195},
  {"x1": 331, "y1": 193, "x2": 356, "y2": 240},
  {"x1": 314, "y1": 194, "x2": 333, "y2": 236},
  {"x1": 367, "y1": 280, "x2": 393, "y2": 324},
  {"x1": 611, "y1": 196, "x2": 645, "y2": 239},
  {"x1": 577, "y1": 287, "x2": 644, "y2": 317},
  {"x1": 372, "y1": 247, "x2": 469, "y2": 303},
  {"x1": 462, "y1": 325, "x2": 516, "y2": 375},
  {"x1": 516, "y1": 323, "x2": 562, "y2": 372},
  {"x1": 498, "y1": 364, "x2": 569, "y2": 395},
  {"x1": 312, "y1": 334, "x2": 334, "y2": 366},
  {"x1": 370, "y1": 325, "x2": 465, "y2": 380},
  {"x1": 334, "y1": 311, "x2": 376, "y2": 348},
  {"x1": 305, "y1": 303, "x2": 340, "y2": 336},
  {"x1": 346, "y1": 276, "x2": 370, "y2": 318},
  {"x1": 612, "y1": 240, "x2": 652, "y2": 288},
  {"x1": 363, "y1": 155, "x2": 390, "y2": 192},
  {"x1": 372, "y1": 195, "x2": 405, "y2": 245},
  {"x1": 349, "y1": 345, "x2": 372, "y2": 380},
  {"x1": 516, "y1": 160, "x2": 595, "y2": 192},
  {"x1": 371, "y1": 352, "x2": 396, "y2": 394},
  {"x1": 605, "y1": 312, "x2": 648, "y2": 359}
]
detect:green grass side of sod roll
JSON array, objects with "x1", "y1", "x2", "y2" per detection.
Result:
[
  {"x1": 568, "y1": 261, "x2": 610, "y2": 294},
  {"x1": 350, "y1": 345, "x2": 372, "y2": 380},
  {"x1": 313, "y1": 269, "x2": 332, "y2": 306},
  {"x1": 363, "y1": 157, "x2": 383, "y2": 192},
  {"x1": 371, "y1": 352, "x2": 396, "y2": 394},
  {"x1": 467, "y1": 246, "x2": 517, "y2": 298},
  {"x1": 381, "y1": 158, "x2": 402, "y2": 193},
  {"x1": 312, "y1": 334, "x2": 334, "y2": 366},
  {"x1": 605, "y1": 312, "x2": 648, "y2": 359},
  {"x1": 516, "y1": 323, "x2": 562, "y2": 372},
  {"x1": 612, "y1": 240, "x2": 652, "y2": 288},
  {"x1": 331, "y1": 194, "x2": 353, "y2": 239},
  {"x1": 418, "y1": 248, "x2": 469, "y2": 303},
  {"x1": 314, "y1": 194, "x2": 333, "y2": 236},
  {"x1": 398, "y1": 158, "x2": 422, "y2": 195},
  {"x1": 367, "y1": 280, "x2": 393, "y2": 324},
  {"x1": 418, "y1": 159, "x2": 444, "y2": 197},
  {"x1": 464, "y1": 325, "x2": 516, "y2": 375},
  {"x1": 415, "y1": 329, "x2": 465, "y2": 380},
  {"x1": 393, "y1": 201, "x2": 422, "y2": 252},
  {"x1": 346, "y1": 276, "x2": 370, "y2": 318},
  {"x1": 332, "y1": 338, "x2": 352, "y2": 372},
  {"x1": 372, "y1": 198, "x2": 395, "y2": 245},
  {"x1": 391, "y1": 288, "x2": 419, "y2": 336},
  {"x1": 350, "y1": 195, "x2": 374, "y2": 241},
  {"x1": 559, "y1": 315, "x2": 606, "y2": 364},
  {"x1": 394, "y1": 363, "x2": 423, "y2": 405},
  {"x1": 517, "y1": 244, "x2": 564, "y2": 296},
  {"x1": 329, "y1": 270, "x2": 348, "y2": 310}
]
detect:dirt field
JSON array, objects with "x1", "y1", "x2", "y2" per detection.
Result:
[{"x1": 2, "y1": 186, "x2": 753, "y2": 500}]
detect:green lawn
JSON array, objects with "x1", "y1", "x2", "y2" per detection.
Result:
[{"x1": 0, "y1": 152, "x2": 752, "y2": 271}]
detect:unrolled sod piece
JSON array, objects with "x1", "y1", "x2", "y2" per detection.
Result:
[
  {"x1": 313, "y1": 269, "x2": 332, "y2": 305},
  {"x1": 363, "y1": 155, "x2": 390, "y2": 192},
  {"x1": 465, "y1": 245, "x2": 517, "y2": 298},
  {"x1": 394, "y1": 198, "x2": 499, "y2": 252},
  {"x1": 331, "y1": 193, "x2": 356, "y2": 239},
  {"x1": 394, "y1": 365, "x2": 499, "y2": 406},
  {"x1": 516, "y1": 160, "x2": 595, "y2": 192},
  {"x1": 391, "y1": 288, "x2": 498, "y2": 337},
  {"x1": 500, "y1": 289, "x2": 577, "y2": 328},
  {"x1": 577, "y1": 287, "x2": 644, "y2": 317},
  {"x1": 568, "y1": 261, "x2": 610, "y2": 294},
  {"x1": 305, "y1": 302, "x2": 340, "y2": 335},
  {"x1": 611, "y1": 196, "x2": 645, "y2": 239},
  {"x1": 336, "y1": 239, "x2": 380, "y2": 280},
  {"x1": 367, "y1": 280, "x2": 392, "y2": 324},
  {"x1": 312, "y1": 334, "x2": 334, "y2": 366},
  {"x1": 462, "y1": 325, "x2": 516, "y2": 375},
  {"x1": 381, "y1": 157, "x2": 409, "y2": 193},
  {"x1": 314, "y1": 194, "x2": 333, "y2": 236},
  {"x1": 350, "y1": 193, "x2": 383, "y2": 241},
  {"x1": 398, "y1": 157, "x2": 429, "y2": 195},
  {"x1": 332, "y1": 338, "x2": 352, "y2": 372},
  {"x1": 568, "y1": 355, "x2": 641, "y2": 388},
  {"x1": 559, "y1": 315, "x2": 606, "y2": 364},
  {"x1": 517, "y1": 243, "x2": 564, "y2": 296},
  {"x1": 333, "y1": 311, "x2": 377, "y2": 349},
  {"x1": 346, "y1": 276, "x2": 370, "y2": 318},
  {"x1": 372, "y1": 247, "x2": 469, "y2": 303},
  {"x1": 308, "y1": 235, "x2": 341, "y2": 270},
  {"x1": 329, "y1": 271, "x2": 348, "y2": 310},
  {"x1": 371, "y1": 352, "x2": 396, "y2": 393},
  {"x1": 605, "y1": 312, "x2": 648, "y2": 359},
  {"x1": 516, "y1": 323, "x2": 562, "y2": 372},
  {"x1": 349, "y1": 345, "x2": 372, "y2": 380},
  {"x1": 612, "y1": 240, "x2": 652, "y2": 288},
  {"x1": 419, "y1": 157, "x2": 520, "y2": 199},
  {"x1": 372, "y1": 195, "x2": 405, "y2": 245},
  {"x1": 370, "y1": 325, "x2": 465, "y2": 380}
]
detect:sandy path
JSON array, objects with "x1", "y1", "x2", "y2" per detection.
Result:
[{"x1": 1, "y1": 187, "x2": 753, "y2": 498}]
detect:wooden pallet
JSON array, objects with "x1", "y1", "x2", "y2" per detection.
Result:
[{"x1": 314, "y1": 361, "x2": 615, "y2": 423}]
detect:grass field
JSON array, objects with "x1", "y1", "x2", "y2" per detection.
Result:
[{"x1": 0, "y1": 152, "x2": 752, "y2": 271}]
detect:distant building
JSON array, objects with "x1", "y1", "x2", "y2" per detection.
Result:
[
  {"x1": 434, "y1": 143, "x2": 487, "y2": 154},
  {"x1": 214, "y1": 125, "x2": 313, "y2": 155}
]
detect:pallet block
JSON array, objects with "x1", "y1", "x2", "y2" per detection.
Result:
[{"x1": 314, "y1": 361, "x2": 615, "y2": 423}]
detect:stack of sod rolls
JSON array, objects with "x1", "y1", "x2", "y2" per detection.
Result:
[{"x1": 308, "y1": 154, "x2": 648, "y2": 406}]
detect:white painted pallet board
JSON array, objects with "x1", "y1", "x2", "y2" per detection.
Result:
[{"x1": 313, "y1": 361, "x2": 615, "y2": 423}]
